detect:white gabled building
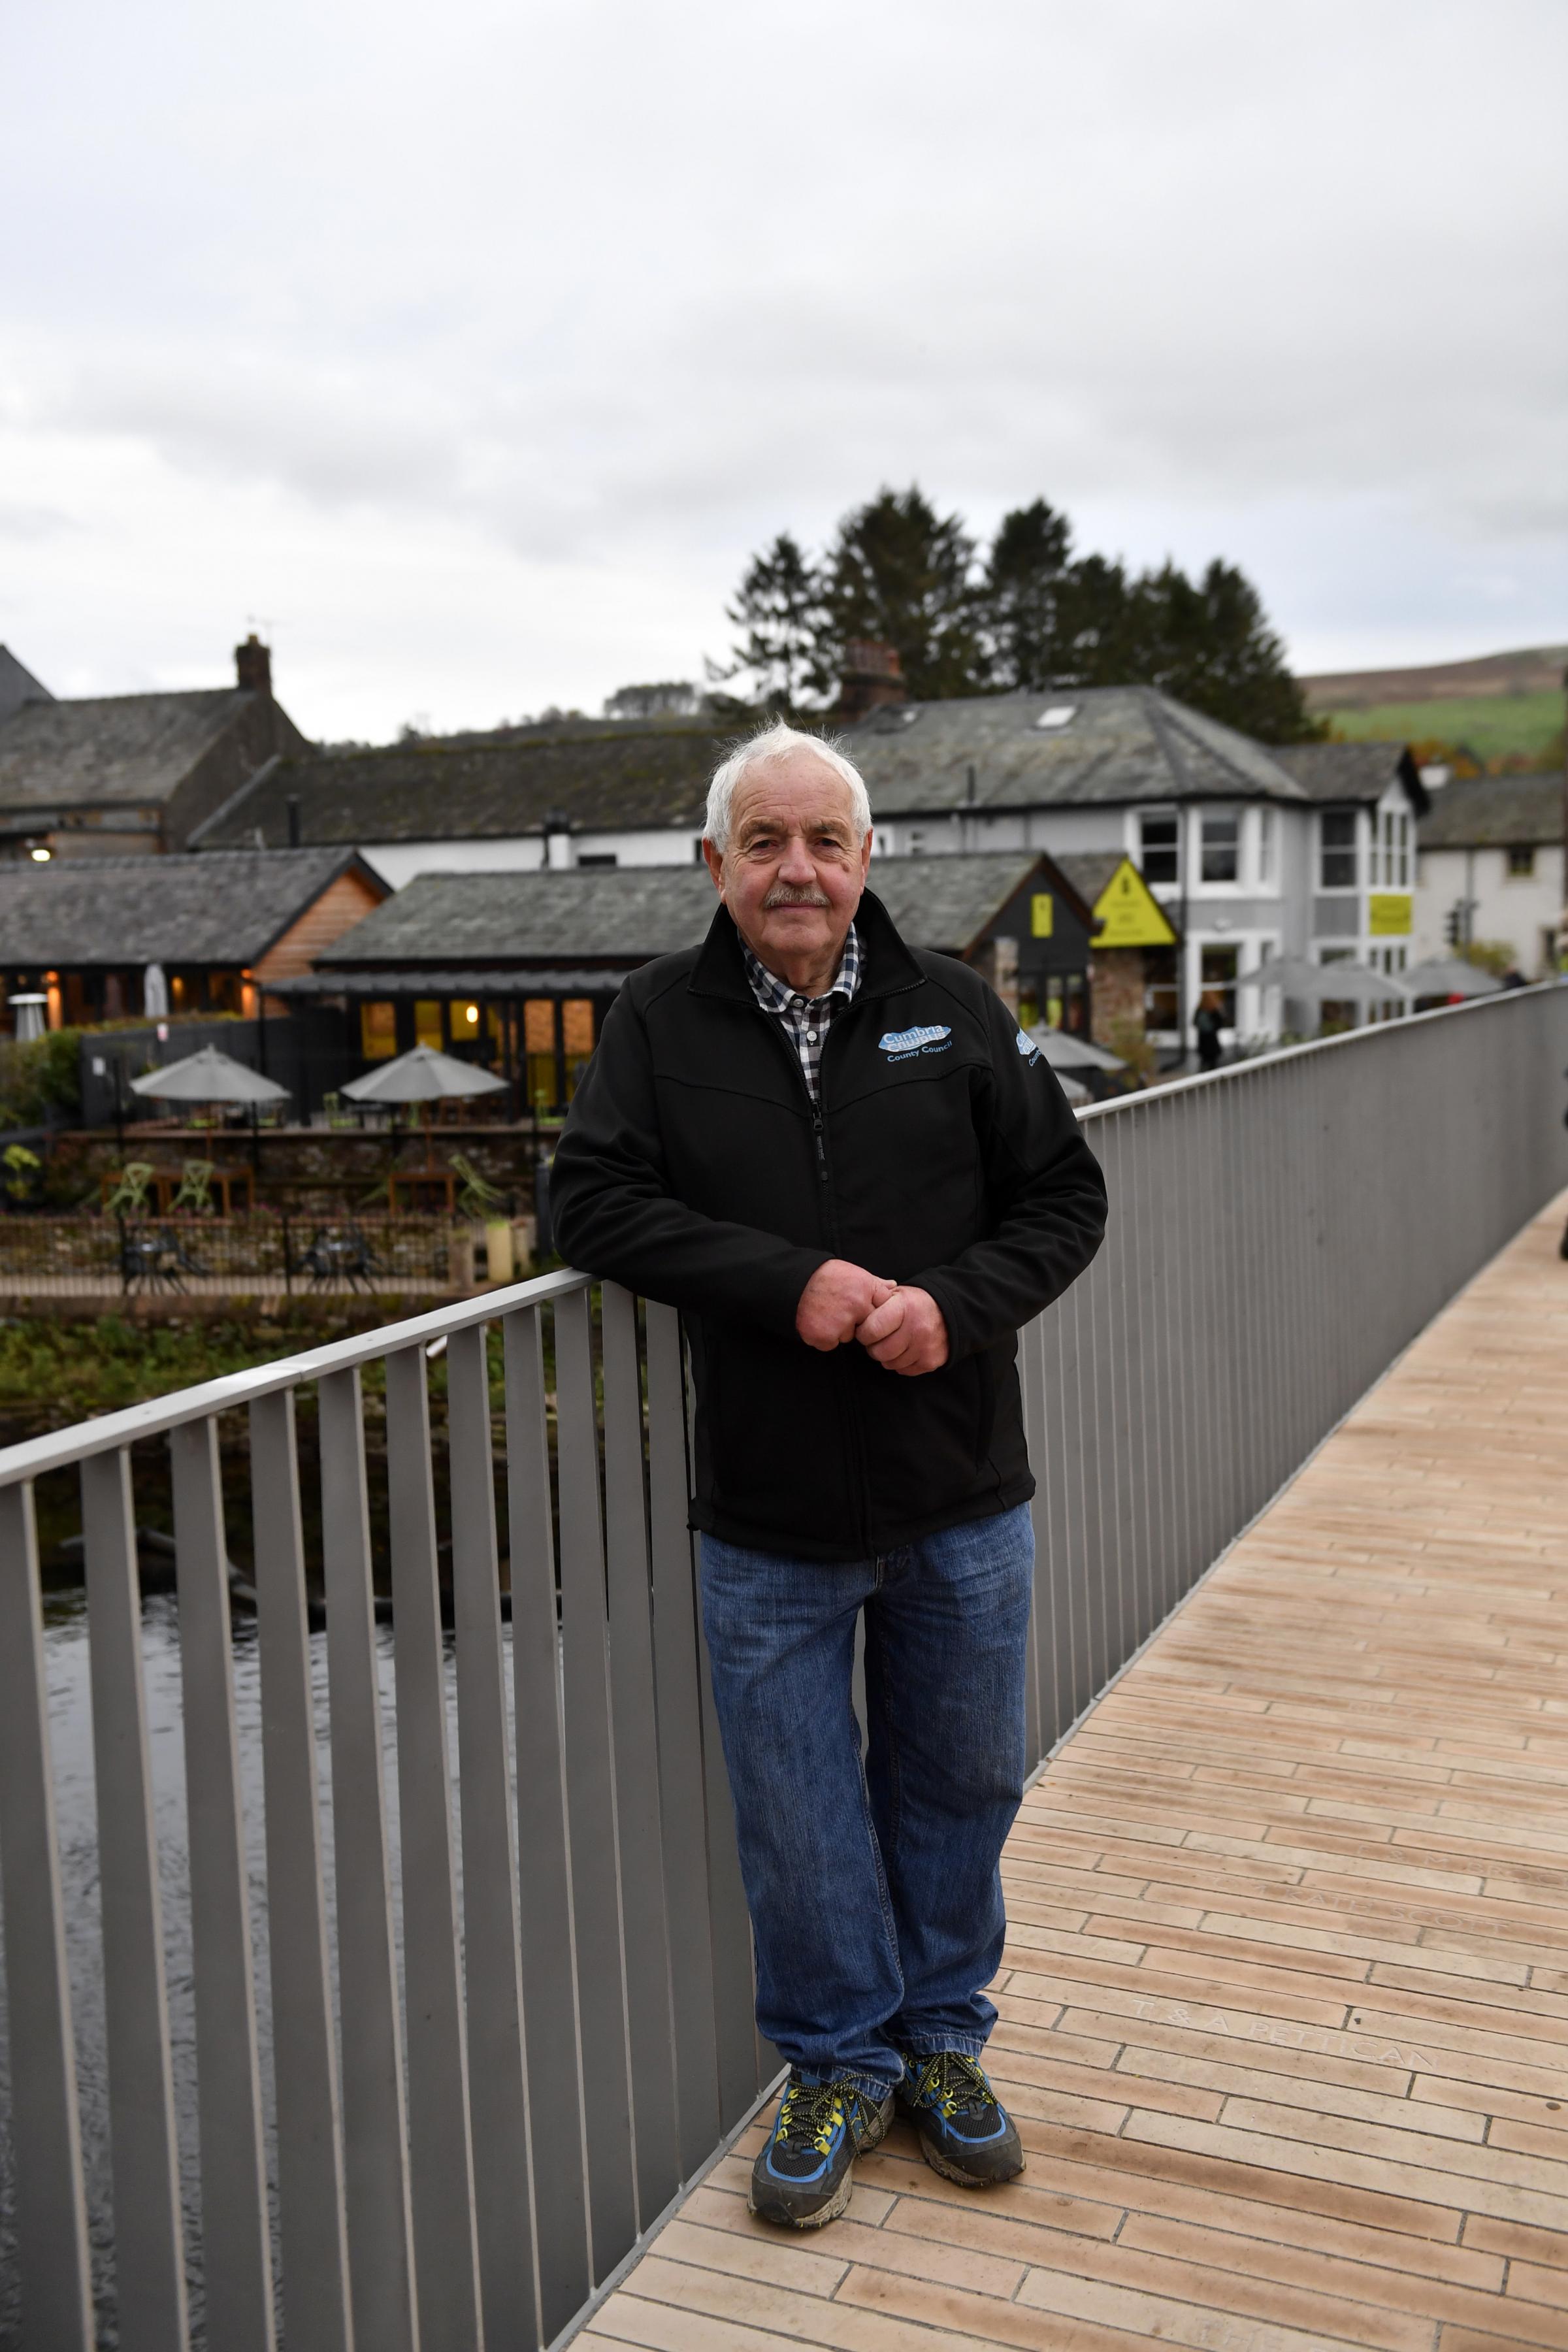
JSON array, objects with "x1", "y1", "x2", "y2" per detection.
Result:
[
  {"x1": 839, "y1": 695, "x2": 1428, "y2": 1049},
  {"x1": 1412, "y1": 773, "x2": 1564, "y2": 979}
]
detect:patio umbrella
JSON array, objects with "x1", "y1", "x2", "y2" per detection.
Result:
[
  {"x1": 1026, "y1": 1025, "x2": 1127, "y2": 1073},
  {"x1": 129, "y1": 1045, "x2": 290, "y2": 1103},
  {"x1": 341, "y1": 1044, "x2": 508, "y2": 1104},
  {"x1": 1401, "y1": 958, "x2": 1503, "y2": 1000},
  {"x1": 1054, "y1": 1070, "x2": 1092, "y2": 1106},
  {"x1": 1242, "y1": 956, "x2": 1411, "y2": 1006}
]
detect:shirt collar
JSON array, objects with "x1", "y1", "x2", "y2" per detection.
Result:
[{"x1": 742, "y1": 921, "x2": 861, "y2": 1011}]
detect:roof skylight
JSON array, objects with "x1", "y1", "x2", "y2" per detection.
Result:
[{"x1": 1036, "y1": 704, "x2": 1078, "y2": 730}]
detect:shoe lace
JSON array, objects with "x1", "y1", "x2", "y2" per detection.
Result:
[
  {"x1": 915, "y1": 2051, "x2": 997, "y2": 2121},
  {"x1": 774, "y1": 2078, "x2": 842, "y2": 2156}
]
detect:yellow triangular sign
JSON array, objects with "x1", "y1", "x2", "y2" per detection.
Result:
[{"x1": 1090, "y1": 857, "x2": 1178, "y2": 949}]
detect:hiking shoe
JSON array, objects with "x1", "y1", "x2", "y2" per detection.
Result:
[
  {"x1": 748, "y1": 2070, "x2": 894, "y2": 2229},
  {"x1": 896, "y1": 2050, "x2": 1024, "y2": 2187}
]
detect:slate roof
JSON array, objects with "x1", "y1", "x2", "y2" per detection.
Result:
[
  {"x1": 837, "y1": 687, "x2": 1309, "y2": 815},
  {"x1": 0, "y1": 689, "x2": 263, "y2": 811},
  {"x1": 320, "y1": 852, "x2": 1061, "y2": 969},
  {"x1": 1417, "y1": 773, "x2": 1563, "y2": 851},
  {"x1": 1052, "y1": 852, "x2": 1124, "y2": 909},
  {"x1": 0, "y1": 647, "x2": 53, "y2": 728},
  {"x1": 0, "y1": 848, "x2": 382, "y2": 967},
  {"x1": 194, "y1": 719, "x2": 735, "y2": 848},
  {"x1": 1270, "y1": 740, "x2": 1428, "y2": 812}
]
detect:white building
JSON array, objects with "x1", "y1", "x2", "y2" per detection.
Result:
[
  {"x1": 841, "y1": 700, "x2": 1427, "y2": 1049},
  {"x1": 1413, "y1": 773, "x2": 1563, "y2": 979}
]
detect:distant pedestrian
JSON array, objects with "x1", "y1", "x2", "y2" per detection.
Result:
[{"x1": 1193, "y1": 989, "x2": 1225, "y2": 1073}]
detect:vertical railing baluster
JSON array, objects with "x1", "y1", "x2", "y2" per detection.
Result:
[
  {"x1": 250, "y1": 1389, "x2": 353, "y2": 2352},
  {"x1": 552, "y1": 1288, "x2": 638, "y2": 2279},
  {"x1": 446, "y1": 1323, "x2": 536, "y2": 2350},
  {"x1": 600, "y1": 1284, "x2": 680, "y2": 2227},
  {"x1": 169, "y1": 1414, "x2": 276, "y2": 2352},
  {"x1": 696, "y1": 1560, "x2": 766, "y2": 2127},
  {"x1": 318, "y1": 1366, "x2": 418, "y2": 2352},
  {"x1": 384, "y1": 1343, "x2": 485, "y2": 2352},
  {"x1": 0, "y1": 1477, "x2": 93, "y2": 2352},
  {"x1": 82, "y1": 1446, "x2": 188, "y2": 2351},
  {"x1": 643, "y1": 1301, "x2": 721, "y2": 2178},
  {"x1": 502, "y1": 1302, "x2": 591, "y2": 2342}
]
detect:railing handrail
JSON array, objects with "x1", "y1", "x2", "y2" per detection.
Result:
[
  {"x1": 0, "y1": 1265, "x2": 591, "y2": 1490},
  {"x1": 1074, "y1": 976, "x2": 1561, "y2": 1120}
]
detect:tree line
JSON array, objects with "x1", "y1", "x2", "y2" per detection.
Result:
[{"x1": 713, "y1": 485, "x2": 1324, "y2": 744}]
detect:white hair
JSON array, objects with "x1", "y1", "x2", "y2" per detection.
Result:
[{"x1": 704, "y1": 719, "x2": 872, "y2": 854}]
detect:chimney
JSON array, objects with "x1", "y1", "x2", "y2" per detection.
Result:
[
  {"x1": 286, "y1": 794, "x2": 301, "y2": 848},
  {"x1": 235, "y1": 632, "x2": 272, "y2": 695},
  {"x1": 837, "y1": 640, "x2": 906, "y2": 721},
  {"x1": 543, "y1": 806, "x2": 574, "y2": 871}
]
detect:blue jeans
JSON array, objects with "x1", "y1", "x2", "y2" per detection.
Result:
[{"x1": 699, "y1": 1503, "x2": 1033, "y2": 2103}]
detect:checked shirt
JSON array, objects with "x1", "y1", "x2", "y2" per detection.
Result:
[{"x1": 741, "y1": 923, "x2": 862, "y2": 1103}]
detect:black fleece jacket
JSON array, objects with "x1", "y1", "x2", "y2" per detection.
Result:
[{"x1": 549, "y1": 889, "x2": 1107, "y2": 1560}]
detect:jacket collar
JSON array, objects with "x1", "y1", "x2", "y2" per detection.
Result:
[{"x1": 690, "y1": 886, "x2": 923, "y2": 1004}]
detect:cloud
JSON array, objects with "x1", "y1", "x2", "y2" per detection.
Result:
[{"x1": 0, "y1": 0, "x2": 1563, "y2": 731}]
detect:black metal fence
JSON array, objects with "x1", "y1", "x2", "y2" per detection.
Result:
[{"x1": 0, "y1": 1213, "x2": 473, "y2": 1298}]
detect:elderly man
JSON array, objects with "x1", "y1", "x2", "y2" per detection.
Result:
[{"x1": 551, "y1": 721, "x2": 1106, "y2": 2229}]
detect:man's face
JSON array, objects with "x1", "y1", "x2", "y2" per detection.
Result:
[{"x1": 704, "y1": 753, "x2": 872, "y2": 978}]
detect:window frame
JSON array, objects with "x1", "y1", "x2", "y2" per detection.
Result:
[
  {"x1": 1318, "y1": 808, "x2": 1358, "y2": 892},
  {"x1": 1198, "y1": 809, "x2": 1241, "y2": 888},
  {"x1": 1138, "y1": 808, "x2": 1180, "y2": 887}
]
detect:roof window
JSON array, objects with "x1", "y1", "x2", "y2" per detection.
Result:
[{"x1": 1035, "y1": 704, "x2": 1078, "y2": 730}]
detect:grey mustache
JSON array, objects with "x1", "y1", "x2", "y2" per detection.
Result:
[{"x1": 763, "y1": 887, "x2": 832, "y2": 908}]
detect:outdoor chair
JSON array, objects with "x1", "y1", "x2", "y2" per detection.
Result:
[
  {"x1": 297, "y1": 1224, "x2": 387, "y2": 1294},
  {"x1": 120, "y1": 1224, "x2": 210, "y2": 1294}
]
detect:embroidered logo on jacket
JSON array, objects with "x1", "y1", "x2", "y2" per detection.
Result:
[
  {"x1": 1016, "y1": 1028, "x2": 1042, "y2": 1062},
  {"x1": 879, "y1": 1023, "x2": 953, "y2": 1063}
]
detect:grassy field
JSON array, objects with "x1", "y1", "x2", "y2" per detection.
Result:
[{"x1": 1328, "y1": 689, "x2": 1562, "y2": 765}]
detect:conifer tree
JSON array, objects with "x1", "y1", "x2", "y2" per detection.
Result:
[{"x1": 815, "y1": 486, "x2": 983, "y2": 702}]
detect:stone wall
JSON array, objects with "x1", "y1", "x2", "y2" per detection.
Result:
[{"x1": 1088, "y1": 947, "x2": 1144, "y2": 1051}]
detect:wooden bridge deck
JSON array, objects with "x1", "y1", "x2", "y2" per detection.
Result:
[{"x1": 584, "y1": 1194, "x2": 1568, "y2": 2352}]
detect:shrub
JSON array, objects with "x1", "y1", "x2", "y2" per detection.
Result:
[{"x1": 0, "y1": 1027, "x2": 85, "y2": 1127}]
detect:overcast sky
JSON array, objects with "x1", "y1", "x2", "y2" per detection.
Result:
[{"x1": 3, "y1": 0, "x2": 1565, "y2": 741}]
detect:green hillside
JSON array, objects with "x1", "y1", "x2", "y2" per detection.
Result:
[{"x1": 1328, "y1": 689, "x2": 1562, "y2": 765}]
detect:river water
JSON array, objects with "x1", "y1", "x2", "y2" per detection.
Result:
[{"x1": 0, "y1": 1590, "x2": 483, "y2": 2350}]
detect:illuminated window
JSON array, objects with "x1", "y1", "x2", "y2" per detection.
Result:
[
  {"x1": 360, "y1": 1000, "x2": 398, "y2": 1059},
  {"x1": 1200, "y1": 944, "x2": 1239, "y2": 1026},
  {"x1": 524, "y1": 998, "x2": 557, "y2": 1109},
  {"x1": 414, "y1": 1000, "x2": 442, "y2": 1051}
]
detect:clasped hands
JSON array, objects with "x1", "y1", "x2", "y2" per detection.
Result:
[{"x1": 795, "y1": 1258, "x2": 949, "y2": 1377}]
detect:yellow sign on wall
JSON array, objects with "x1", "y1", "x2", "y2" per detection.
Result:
[
  {"x1": 1030, "y1": 892, "x2": 1054, "y2": 938},
  {"x1": 1368, "y1": 894, "x2": 1412, "y2": 937},
  {"x1": 1092, "y1": 857, "x2": 1179, "y2": 949}
]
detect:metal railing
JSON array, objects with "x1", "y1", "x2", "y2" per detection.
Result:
[{"x1": 1, "y1": 983, "x2": 1565, "y2": 2351}]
